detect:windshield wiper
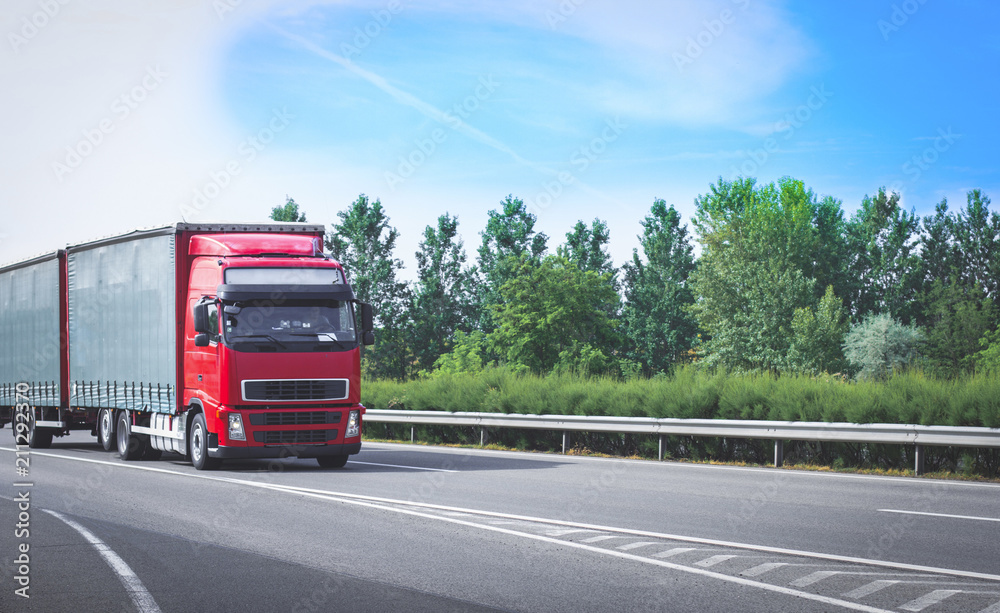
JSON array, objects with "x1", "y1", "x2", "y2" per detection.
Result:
[{"x1": 228, "y1": 333, "x2": 288, "y2": 349}]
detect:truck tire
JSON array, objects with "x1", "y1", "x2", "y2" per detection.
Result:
[
  {"x1": 16, "y1": 408, "x2": 53, "y2": 449},
  {"x1": 317, "y1": 454, "x2": 349, "y2": 468},
  {"x1": 97, "y1": 408, "x2": 115, "y2": 451},
  {"x1": 117, "y1": 411, "x2": 146, "y2": 461},
  {"x1": 189, "y1": 413, "x2": 221, "y2": 470}
]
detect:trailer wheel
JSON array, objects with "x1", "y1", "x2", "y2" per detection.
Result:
[
  {"x1": 117, "y1": 411, "x2": 146, "y2": 461},
  {"x1": 97, "y1": 408, "x2": 115, "y2": 451},
  {"x1": 190, "y1": 413, "x2": 220, "y2": 470},
  {"x1": 16, "y1": 407, "x2": 53, "y2": 449},
  {"x1": 316, "y1": 455, "x2": 349, "y2": 469}
]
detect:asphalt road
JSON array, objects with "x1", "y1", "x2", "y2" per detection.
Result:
[{"x1": 2, "y1": 430, "x2": 999, "y2": 612}]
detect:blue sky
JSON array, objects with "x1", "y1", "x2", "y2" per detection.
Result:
[{"x1": 1, "y1": 0, "x2": 997, "y2": 277}]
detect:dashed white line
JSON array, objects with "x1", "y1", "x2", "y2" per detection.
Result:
[
  {"x1": 695, "y1": 554, "x2": 737, "y2": 568},
  {"x1": 43, "y1": 509, "x2": 162, "y2": 613},
  {"x1": 792, "y1": 571, "x2": 840, "y2": 587},
  {"x1": 879, "y1": 509, "x2": 1000, "y2": 523},
  {"x1": 900, "y1": 589, "x2": 961, "y2": 611},
  {"x1": 653, "y1": 547, "x2": 696, "y2": 559},
  {"x1": 843, "y1": 580, "x2": 899, "y2": 598},
  {"x1": 546, "y1": 528, "x2": 599, "y2": 537},
  {"x1": 581, "y1": 535, "x2": 618, "y2": 543},
  {"x1": 616, "y1": 541, "x2": 659, "y2": 551},
  {"x1": 742, "y1": 562, "x2": 788, "y2": 577}
]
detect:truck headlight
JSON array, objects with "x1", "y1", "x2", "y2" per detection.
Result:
[
  {"x1": 229, "y1": 413, "x2": 246, "y2": 441},
  {"x1": 346, "y1": 410, "x2": 360, "y2": 438}
]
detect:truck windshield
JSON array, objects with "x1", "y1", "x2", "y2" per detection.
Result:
[{"x1": 222, "y1": 299, "x2": 357, "y2": 353}]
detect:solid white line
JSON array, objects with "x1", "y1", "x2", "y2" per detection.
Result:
[
  {"x1": 879, "y1": 509, "x2": 1000, "y2": 523},
  {"x1": 900, "y1": 589, "x2": 960, "y2": 611},
  {"x1": 346, "y1": 460, "x2": 458, "y2": 472},
  {"x1": 581, "y1": 535, "x2": 618, "y2": 543},
  {"x1": 11, "y1": 448, "x2": 1000, "y2": 584},
  {"x1": 42, "y1": 509, "x2": 162, "y2": 613}
]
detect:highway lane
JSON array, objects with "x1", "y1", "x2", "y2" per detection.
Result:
[{"x1": 2, "y1": 430, "x2": 1000, "y2": 612}]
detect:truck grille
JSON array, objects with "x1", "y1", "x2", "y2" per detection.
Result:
[
  {"x1": 253, "y1": 430, "x2": 337, "y2": 445},
  {"x1": 248, "y1": 412, "x2": 341, "y2": 426},
  {"x1": 242, "y1": 379, "x2": 348, "y2": 402}
]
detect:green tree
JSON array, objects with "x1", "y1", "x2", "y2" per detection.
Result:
[
  {"x1": 431, "y1": 330, "x2": 487, "y2": 376},
  {"x1": 558, "y1": 218, "x2": 616, "y2": 278},
  {"x1": 411, "y1": 213, "x2": 477, "y2": 371},
  {"x1": 326, "y1": 194, "x2": 412, "y2": 379},
  {"x1": 922, "y1": 281, "x2": 997, "y2": 375},
  {"x1": 842, "y1": 314, "x2": 922, "y2": 380},
  {"x1": 845, "y1": 188, "x2": 921, "y2": 322},
  {"x1": 476, "y1": 195, "x2": 548, "y2": 330},
  {"x1": 621, "y1": 200, "x2": 698, "y2": 374},
  {"x1": 974, "y1": 325, "x2": 1000, "y2": 373},
  {"x1": 487, "y1": 256, "x2": 619, "y2": 374},
  {"x1": 689, "y1": 177, "x2": 816, "y2": 371},
  {"x1": 952, "y1": 189, "x2": 999, "y2": 302},
  {"x1": 786, "y1": 285, "x2": 849, "y2": 375},
  {"x1": 270, "y1": 196, "x2": 307, "y2": 222}
]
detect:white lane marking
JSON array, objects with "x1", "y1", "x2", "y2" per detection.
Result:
[
  {"x1": 843, "y1": 580, "x2": 899, "y2": 598},
  {"x1": 13, "y1": 448, "x2": 1000, "y2": 584},
  {"x1": 250, "y1": 485, "x2": 897, "y2": 612},
  {"x1": 742, "y1": 562, "x2": 788, "y2": 577},
  {"x1": 978, "y1": 601, "x2": 1000, "y2": 613},
  {"x1": 653, "y1": 548, "x2": 696, "y2": 558},
  {"x1": 347, "y1": 460, "x2": 458, "y2": 472},
  {"x1": 617, "y1": 541, "x2": 659, "y2": 551},
  {"x1": 695, "y1": 554, "x2": 736, "y2": 568},
  {"x1": 900, "y1": 589, "x2": 961, "y2": 611},
  {"x1": 581, "y1": 535, "x2": 618, "y2": 543},
  {"x1": 792, "y1": 571, "x2": 840, "y2": 587},
  {"x1": 42, "y1": 509, "x2": 162, "y2": 613},
  {"x1": 879, "y1": 509, "x2": 1000, "y2": 523},
  {"x1": 546, "y1": 528, "x2": 598, "y2": 537}
]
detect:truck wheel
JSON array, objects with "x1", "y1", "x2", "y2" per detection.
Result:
[
  {"x1": 117, "y1": 411, "x2": 145, "y2": 461},
  {"x1": 317, "y1": 455, "x2": 349, "y2": 468},
  {"x1": 190, "y1": 413, "x2": 221, "y2": 470},
  {"x1": 97, "y1": 408, "x2": 115, "y2": 451},
  {"x1": 18, "y1": 408, "x2": 52, "y2": 449}
]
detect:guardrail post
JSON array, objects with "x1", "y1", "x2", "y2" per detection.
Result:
[
  {"x1": 410, "y1": 426, "x2": 415, "y2": 444},
  {"x1": 480, "y1": 428, "x2": 487, "y2": 447},
  {"x1": 774, "y1": 440, "x2": 784, "y2": 468},
  {"x1": 658, "y1": 435, "x2": 664, "y2": 461},
  {"x1": 562, "y1": 431, "x2": 569, "y2": 454},
  {"x1": 914, "y1": 444, "x2": 925, "y2": 476}
]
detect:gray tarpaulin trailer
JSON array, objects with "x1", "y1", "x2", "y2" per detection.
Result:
[{"x1": 0, "y1": 250, "x2": 68, "y2": 445}]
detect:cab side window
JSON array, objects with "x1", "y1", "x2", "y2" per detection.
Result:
[{"x1": 207, "y1": 303, "x2": 220, "y2": 343}]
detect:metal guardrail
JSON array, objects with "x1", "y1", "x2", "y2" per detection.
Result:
[{"x1": 364, "y1": 409, "x2": 1000, "y2": 475}]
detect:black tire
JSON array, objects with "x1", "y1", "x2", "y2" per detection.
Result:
[
  {"x1": 117, "y1": 411, "x2": 145, "y2": 461},
  {"x1": 18, "y1": 408, "x2": 53, "y2": 449},
  {"x1": 97, "y1": 408, "x2": 115, "y2": 451},
  {"x1": 317, "y1": 454, "x2": 349, "y2": 469},
  {"x1": 189, "y1": 413, "x2": 221, "y2": 470}
]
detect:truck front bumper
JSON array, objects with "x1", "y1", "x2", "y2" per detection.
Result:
[{"x1": 209, "y1": 441, "x2": 361, "y2": 459}]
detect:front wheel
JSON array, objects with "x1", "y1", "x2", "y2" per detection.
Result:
[
  {"x1": 97, "y1": 408, "x2": 115, "y2": 451},
  {"x1": 317, "y1": 454, "x2": 349, "y2": 469},
  {"x1": 189, "y1": 413, "x2": 221, "y2": 470}
]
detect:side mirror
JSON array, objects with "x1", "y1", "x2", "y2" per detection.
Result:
[
  {"x1": 193, "y1": 302, "x2": 211, "y2": 334},
  {"x1": 194, "y1": 333, "x2": 210, "y2": 347},
  {"x1": 362, "y1": 330, "x2": 375, "y2": 346},
  {"x1": 359, "y1": 302, "x2": 374, "y2": 332}
]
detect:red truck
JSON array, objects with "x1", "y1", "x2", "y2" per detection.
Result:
[{"x1": 1, "y1": 223, "x2": 373, "y2": 469}]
